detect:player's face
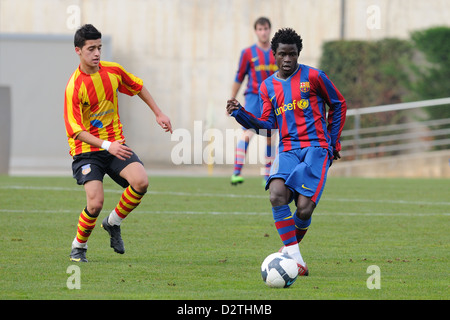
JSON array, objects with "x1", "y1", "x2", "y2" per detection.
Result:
[
  {"x1": 274, "y1": 43, "x2": 299, "y2": 79},
  {"x1": 255, "y1": 23, "x2": 271, "y2": 44},
  {"x1": 75, "y1": 39, "x2": 102, "y2": 73}
]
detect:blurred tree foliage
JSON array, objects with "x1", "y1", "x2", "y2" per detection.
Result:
[
  {"x1": 319, "y1": 27, "x2": 450, "y2": 156},
  {"x1": 408, "y1": 26, "x2": 450, "y2": 120},
  {"x1": 319, "y1": 38, "x2": 413, "y2": 129},
  {"x1": 319, "y1": 26, "x2": 450, "y2": 124}
]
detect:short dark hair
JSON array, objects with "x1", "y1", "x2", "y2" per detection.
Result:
[
  {"x1": 254, "y1": 17, "x2": 271, "y2": 30},
  {"x1": 74, "y1": 24, "x2": 102, "y2": 48},
  {"x1": 271, "y1": 28, "x2": 303, "y2": 55}
]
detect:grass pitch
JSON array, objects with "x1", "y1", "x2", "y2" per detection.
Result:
[{"x1": 0, "y1": 175, "x2": 448, "y2": 300}]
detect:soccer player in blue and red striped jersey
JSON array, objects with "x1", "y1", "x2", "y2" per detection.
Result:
[
  {"x1": 227, "y1": 28, "x2": 347, "y2": 276},
  {"x1": 230, "y1": 17, "x2": 278, "y2": 185}
]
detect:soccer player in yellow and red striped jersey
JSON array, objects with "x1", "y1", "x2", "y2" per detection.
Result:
[
  {"x1": 64, "y1": 59, "x2": 143, "y2": 156},
  {"x1": 65, "y1": 24, "x2": 172, "y2": 262}
]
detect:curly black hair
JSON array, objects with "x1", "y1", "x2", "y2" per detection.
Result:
[{"x1": 271, "y1": 28, "x2": 303, "y2": 54}]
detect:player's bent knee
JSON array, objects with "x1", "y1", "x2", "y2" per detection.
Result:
[
  {"x1": 121, "y1": 162, "x2": 149, "y2": 194},
  {"x1": 133, "y1": 182, "x2": 148, "y2": 194},
  {"x1": 269, "y1": 179, "x2": 290, "y2": 206},
  {"x1": 269, "y1": 194, "x2": 281, "y2": 206},
  {"x1": 269, "y1": 189, "x2": 289, "y2": 207},
  {"x1": 296, "y1": 205, "x2": 314, "y2": 221},
  {"x1": 87, "y1": 201, "x2": 103, "y2": 217},
  {"x1": 130, "y1": 177, "x2": 149, "y2": 194}
]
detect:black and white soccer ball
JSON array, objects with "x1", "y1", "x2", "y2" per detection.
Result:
[{"x1": 261, "y1": 252, "x2": 298, "y2": 288}]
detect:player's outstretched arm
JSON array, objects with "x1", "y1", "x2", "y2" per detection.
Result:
[
  {"x1": 138, "y1": 86, "x2": 173, "y2": 133},
  {"x1": 226, "y1": 98, "x2": 275, "y2": 135}
]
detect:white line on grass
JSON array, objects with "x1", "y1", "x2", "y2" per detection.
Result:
[
  {"x1": 0, "y1": 208, "x2": 448, "y2": 216},
  {"x1": 2, "y1": 184, "x2": 450, "y2": 207}
]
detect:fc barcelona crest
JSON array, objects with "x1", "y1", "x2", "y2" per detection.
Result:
[{"x1": 300, "y1": 82, "x2": 310, "y2": 92}]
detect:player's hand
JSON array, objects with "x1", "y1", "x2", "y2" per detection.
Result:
[
  {"x1": 333, "y1": 149, "x2": 341, "y2": 160},
  {"x1": 108, "y1": 139, "x2": 133, "y2": 161},
  {"x1": 156, "y1": 113, "x2": 173, "y2": 133},
  {"x1": 226, "y1": 98, "x2": 241, "y2": 114}
]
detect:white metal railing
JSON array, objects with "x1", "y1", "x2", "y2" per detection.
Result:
[{"x1": 340, "y1": 97, "x2": 450, "y2": 159}]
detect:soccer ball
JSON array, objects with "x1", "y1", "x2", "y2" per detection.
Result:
[{"x1": 261, "y1": 252, "x2": 298, "y2": 288}]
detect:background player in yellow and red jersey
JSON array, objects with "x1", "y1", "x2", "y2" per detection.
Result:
[
  {"x1": 230, "y1": 17, "x2": 277, "y2": 186},
  {"x1": 64, "y1": 24, "x2": 172, "y2": 262}
]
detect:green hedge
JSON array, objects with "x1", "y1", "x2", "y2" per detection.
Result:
[
  {"x1": 319, "y1": 38, "x2": 413, "y2": 130},
  {"x1": 318, "y1": 27, "x2": 450, "y2": 156},
  {"x1": 409, "y1": 26, "x2": 450, "y2": 122},
  {"x1": 319, "y1": 26, "x2": 450, "y2": 124}
]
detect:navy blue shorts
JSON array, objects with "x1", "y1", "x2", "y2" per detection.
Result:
[
  {"x1": 72, "y1": 147, "x2": 143, "y2": 188},
  {"x1": 266, "y1": 147, "x2": 331, "y2": 205}
]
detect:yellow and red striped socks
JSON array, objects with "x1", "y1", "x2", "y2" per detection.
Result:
[
  {"x1": 72, "y1": 207, "x2": 97, "y2": 248},
  {"x1": 108, "y1": 185, "x2": 145, "y2": 226}
]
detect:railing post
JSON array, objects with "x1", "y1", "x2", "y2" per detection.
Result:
[{"x1": 354, "y1": 112, "x2": 360, "y2": 160}]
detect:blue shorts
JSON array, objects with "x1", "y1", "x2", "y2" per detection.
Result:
[
  {"x1": 244, "y1": 93, "x2": 261, "y2": 117},
  {"x1": 266, "y1": 147, "x2": 331, "y2": 205},
  {"x1": 242, "y1": 93, "x2": 271, "y2": 137}
]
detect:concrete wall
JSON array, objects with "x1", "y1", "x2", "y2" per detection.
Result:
[
  {"x1": 0, "y1": 33, "x2": 111, "y2": 174},
  {"x1": 1, "y1": 0, "x2": 449, "y2": 175}
]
